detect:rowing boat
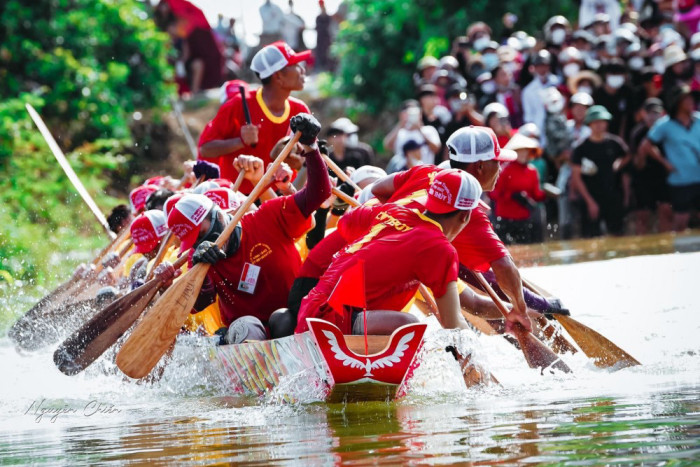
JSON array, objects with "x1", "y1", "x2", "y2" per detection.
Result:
[{"x1": 207, "y1": 318, "x2": 428, "y2": 403}]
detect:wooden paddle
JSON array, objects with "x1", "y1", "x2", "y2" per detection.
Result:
[
  {"x1": 522, "y1": 277, "x2": 641, "y2": 369},
  {"x1": 231, "y1": 169, "x2": 246, "y2": 193},
  {"x1": 54, "y1": 254, "x2": 188, "y2": 375},
  {"x1": 9, "y1": 236, "x2": 133, "y2": 351},
  {"x1": 322, "y1": 154, "x2": 361, "y2": 192},
  {"x1": 474, "y1": 272, "x2": 571, "y2": 373},
  {"x1": 26, "y1": 104, "x2": 115, "y2": 240},
  {"x1": 116, "y1": 132, "x2": 302, "y2": 379}
]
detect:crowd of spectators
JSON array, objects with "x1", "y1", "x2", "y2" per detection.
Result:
[{"x1": 377, "y1": 5, "x2": 700, "y2": 241}]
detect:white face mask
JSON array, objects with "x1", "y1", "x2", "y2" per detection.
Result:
[
  {"x1": 691, "y1": 49, "x2": 700, "y2": 62},
  {"x1": 482, "y1": 53, "x2": 499, "y2": 70},
  {"x1": 481, "y1": 80, "x2": 497, "y2": 95},
  {"x1": 473, "y1": 36, "x2": 491, "y2": 51},
  {"x1": 629, "y1": 56, "x2": 645, "y2": 71},
  {"x1": 563, "y1": 63, "x2": 581, "y2": 78},
  {"x1": 551, "y1": 28, "x2": 567, "y2": 45},
  {"x1": 606, "y1": 74, "x2": 625, "y2": 89},
  {"x1": 652, "y1": 57, "x2": 666, "y2": 74},
  {"x1": 346, "y1": 134, "x2": 359, "y2": 146},
  {"x1": 577, "y1": 84, "x2": 593, "y2": 95}
]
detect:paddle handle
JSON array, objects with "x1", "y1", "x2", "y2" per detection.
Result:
[
  {"x1": 322, "y1": 154, "x2": 361, "y2": 192},
  {"x1": 214, "y1": 132, "x2": 301, "y2": 250},
  {"x1": 146, "y1": 232, "x2": 174, "y2": 281},
  {"x1": 231, "y1": 169, "x2": 246, "y2": 193},
  {"x1": 331, "y1": 186, "x2": 356, "y2": 207},
  {"x1": 473, "y1": 272, "x2": 512, "y2": 321},
  {"x1": 239, "y1": 86, "x2": 256, "y2": 148}
]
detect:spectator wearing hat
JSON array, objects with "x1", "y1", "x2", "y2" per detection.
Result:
[
  {"x1": 570, "y1": 105, "x2": 630, "y2": 237},
  {"x1": 627, "y1": 98, "x2": 672, "y2": 234},
  {"x1": 593, "y1": 59, "x2": 633, "y2": 139},
  {"x1": 567, "y1": 69, "x2": 602, "y2": 98},
  {"x1": 640, "y1": 85, "x2": 700, "y2": 231},
  {"x1": 556, "y1": 92, "x2": 594, "y2": 238},
  {"x1": 326, "y1": 117, "x2": 375, "y2": 171},
  {"x1": 385, "y1": 139, "x2": 424, "y2": 174},
  {"x1": 198, "y1": 41, "x2": 311, "y2": 194},
  {"x1": 491, "y1": 133, "x2": 548, "y2": 244},
  {"x1": 384, "y1": 100, "x2": 441, "y2": 169},
  {"x1": 483, "y1": 102, "x2": 513, "y2": 149},
  {"x1": 661, "y1": 45, "x2": 692, "y2": 103},
  {"x1": 522, "y1": 50, "x2": 560, "y2": 146},
  {"x1": 416, "y1": 56, "x2": 440, "y2": 85}
]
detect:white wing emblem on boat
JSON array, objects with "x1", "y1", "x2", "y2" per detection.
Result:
[{"x1": 322, "y1": 330, "x2": 415, "y2": 377}]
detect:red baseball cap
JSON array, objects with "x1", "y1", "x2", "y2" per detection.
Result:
[
  {"x1": 144, "y1": 176, "x2": 165, "y2": 187},
  {"x1": 204, "y1": 188, "x2": 245, "y2": 211},
  {"x1": 446, "y1": 126, "x2": 517, "y2": 163},
  {"x1": 211, "y1": 178, "x2": 233, "y2": 189},
  {"x1": 426, "y1": 169, "x2": 483, "y2": 214},
  {"x1": 250, "y1": 41, "x2": 312, "y2": 79},
  {"x1": 130, "y1": 210, "x2": 168, "y2": 254},
  {"x1": 129, "y1": 184, "x2": 159, "y2": 213},
  {"x1": 163, "y1": 193, "x2": 184, "y2": 217},
  {"x1": 167, "y1": 194, "x2": 214, "y2": 253}
]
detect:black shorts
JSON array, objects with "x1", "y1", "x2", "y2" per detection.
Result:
[
  {"x1": 670, "y1": 183, "x2": 700, "y2": 213},
  {"x1": 633, "y1": 176, "x2": 670, "y2": 210}
]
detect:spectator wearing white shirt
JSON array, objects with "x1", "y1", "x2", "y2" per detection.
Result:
[
  {"x1": 260, "y1": 0, "x2": 285, "y2": 45},
  {"x1": 522, "y1": 50, "x2": 560, "y2": 146},
  {"x1": 384, "y1": 100, "x2": 441, "y2": 171}
]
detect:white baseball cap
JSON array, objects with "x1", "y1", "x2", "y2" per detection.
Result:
[
  {"x1": 350, "y1": 165, "x2": 387, "y2": 185},
  {"x1": 251, "y1": 41, "x2": 312, "y2": 79},
  {"x1": 446, "y1": 126, "x2": 517, "y2": 163}
]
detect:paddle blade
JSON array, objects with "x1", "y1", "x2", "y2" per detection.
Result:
[
  {"x1": 554, "y1": 315, "x2": 640, "y2": 369},
  {"x1": 515, "y1": 326, "x2": 571, "y2": 373},
  {"x1": 116, "y1": 263, "x2": 209, "y2": 379},
  {"x1": 54, "y1": 278, "x2": 162, "y2": 376}
]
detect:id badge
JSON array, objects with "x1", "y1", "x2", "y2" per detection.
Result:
[{"x1": 238, "y1": 262, "x2": 261, "y2": 294}]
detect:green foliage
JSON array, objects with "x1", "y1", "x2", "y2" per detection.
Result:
[
  {"x1": 334, "y1": 0, "x2": 578, "y2": 114},
  {"x1": 0, "y1": 95, "x2": 126, "y2": 284},
  {"x1": 0, "y1": 0, "x2": 174, "y2": 150},
  {"x1": 0, "y1": 0, "x2": 175, "y2": 306}
]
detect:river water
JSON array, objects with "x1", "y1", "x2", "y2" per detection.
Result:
[{"x1": 1, "y1": 248, "x2": 699, "y2": 465}]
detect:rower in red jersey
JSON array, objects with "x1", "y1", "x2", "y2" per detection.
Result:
[
  {"x1": 198, "y1": 41, "x2": 311, "y2": 194},
  {"x1": 170, "y1": 114, "x2": 331, "y2": 344},
  {"x1": 296, "y1": 169, "x2": 483, "y2": 335}
]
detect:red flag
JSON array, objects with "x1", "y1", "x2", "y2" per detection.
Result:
[{"x1": 327, "y1": 259, "x2": 366, "y2": 313}]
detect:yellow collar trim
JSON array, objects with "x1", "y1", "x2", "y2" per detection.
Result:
[
  {"x1": 413, "y1": 209, "x2": 444, "y2": 232},
  {"x1": 256, "y1": 88, "x2": 290, "y2": 124}
]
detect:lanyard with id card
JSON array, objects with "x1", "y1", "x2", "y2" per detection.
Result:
[{"x1": 238, "y1": 262, "x2": 261, "y2": 294}]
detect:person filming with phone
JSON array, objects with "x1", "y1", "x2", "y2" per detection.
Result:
[{"x1": 384, "y1": 99, "x2": 442, "y2": 172}]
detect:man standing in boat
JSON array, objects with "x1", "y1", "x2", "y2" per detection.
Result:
[
  {"x1": 168, "y1": 114, "x2": 331, "y2": 343},
  {"x1": 295, "y1": 169, "x2": 484, "y2": 334},
  {"x1": 198, "y1": 41, "x2": 312, "y2": 194}
]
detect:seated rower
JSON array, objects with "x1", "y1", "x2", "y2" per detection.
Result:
[
  {"x1": 166, "y1": 114, "x2": 331, "y2": 344},
  {"x1": 371, "y1": 126, "x2": 567, "y2": 329},
  {"x1": 295, "y1": 169, "x2": 484, "y2": 335}
]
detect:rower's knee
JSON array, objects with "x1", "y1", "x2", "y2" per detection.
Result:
[
  {"x1": 224, "y1": 316, "x2": 267, "y2": 344},
  {"x1": 354, "y1": 311, "x2": 419, "y2": 335},
  {"x1": 268, "y1": 308, "x2": 296, "y2": 339}
]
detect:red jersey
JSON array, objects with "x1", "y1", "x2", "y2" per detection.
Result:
[
  {"x1": 204, "y1": 195, "x2": 312, "y2": 326},
  {"x1": 197, "y1": 88, "x2": 310, "y2": 193},
  {"x1": 296, "y1": 204, "x2": 458, "y2": 333},
  {"x1": 490, "y1": 162, "x2": 546, "y2": 220},
  {"x1": 298, "y1": 229, "x2": 347, "y2": 279},
  {"x1": 389, "y1": 165, "x2": 509, "y2": 272}
]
